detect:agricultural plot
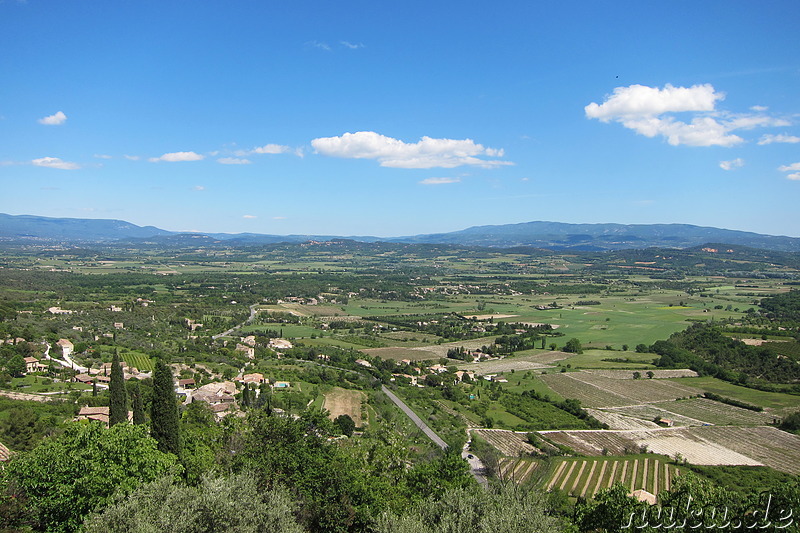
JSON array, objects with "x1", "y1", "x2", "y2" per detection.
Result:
[
  {"x1": 584, "y1": 369, "x2": 698, "y2": 380},
  {"x1": 458, "y1": 354, "x2": 558, "y2": 375},
  {"x1": 472, "y1": 429, "x2": 538, "y2": 456},
  {"x1": 498, "y1": 457, "x2": 540, "y2": 484},
  {"x1": 122, "y1": 352, "x2": 154, "y2": 372},
  {"x1": 323, "y1": 387, "x2": 366, "y2": 427},
  {"x1": 545, "y1": 457, "x2": 679, "y2": 498},
  {"x1": 694, "y1": 426, "x2": 800, "y2": 475},
  {"x1": 586, "y1": 409, "x2": 661, "y2": 430},
  {"x1": 651, "y1": 398, "x2": 775, "y2": 426},
  {"x1": 362, "y1": 347, "x2": 439, "y2": 362},
  {"x1": 600, "y1": 405, "x2": 707, "y2": 427},
  {"x1": 540, "y1": 426, "x2": 800, "y2": 474},
  {"x1": 540, "y1": 371, "x2": 702, "y2": 408}
]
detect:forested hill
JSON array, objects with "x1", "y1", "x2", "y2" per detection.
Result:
[
  {"x1": 391, "y1": 222, "x2": 800, "y2": 252},
  {"x1": 2, "y1": 213, "x2": 800, "y2": 252}
]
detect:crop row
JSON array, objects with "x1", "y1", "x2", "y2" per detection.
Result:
[{"x1": 545, "y1": 457, "x2": 679, "y2": 498}]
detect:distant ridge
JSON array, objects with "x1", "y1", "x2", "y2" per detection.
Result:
[
  {"x1": 1, "y1": 213, "x2": 799, "y2": 252},
  {"x1": 388, "y1": 221, "x2": 800, "y2": 252}
]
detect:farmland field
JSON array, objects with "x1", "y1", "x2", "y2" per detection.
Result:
[
  {"x1": 540, "y1": 371, "x2": 702, "y2": 408},
  {"x1": 122, "y1": 351, "x2": 154, "y2": 372},
  {"x1": 651, "y1": 398, "x2": 775, "y2": 426},
  {"x1": 545, "y1": 456, "x2": 679, "y2": 497},
  {"x1": 540, "y1": 426, "x2": 800, "y2": 474},
  {"x1": 471, "y1": 429, "x2": 538, "y2": 456},
  {"x1": 322, "y1": 387, "x2": 367, "y2": 427},
  {"x1": 498, "y1": 457, "x2": 540, "y2": 484}
]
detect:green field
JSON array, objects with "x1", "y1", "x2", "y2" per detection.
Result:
[{"x1": 668, "y1": 376, "x2": 800, "y2": 414}]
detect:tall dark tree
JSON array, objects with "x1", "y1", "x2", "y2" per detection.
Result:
[
  {"x1": 150, "y1": 358, "x2": 181, "y2": 456},
  {"x1": 109, "y1": 350, "x2": 128, "y2": 426},
  {"x1": 132, "y1": 381, "x2": 145, "y2": 425}
]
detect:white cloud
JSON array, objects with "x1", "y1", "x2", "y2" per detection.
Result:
[
  {"x1": 307, "y1": 40, "x2": 331, "y2": 51},
  {"x1": 217, "y1": 157, "x2": 252, "y2": 165},
  {"x1": 585, "y1": 84, "x2": 721, "y2": 121},
  {"x1": 243, "y1": 215, "x2": 257, "y2": 219},
  {"x1": 32, "y1": 156, "x2": 80, "y2": 170},
  {"x1": 758, "y1": 133, "x2": 800, "y2": 145},
  {"x1": 233, "y1": 144, "x2": 292, "y2": 157},
  {"x1": 252, "y1": 144, "x2": 290, "y2": 154},
  {"x1": 38, "y1": 111, "x2": 67, "y2": 125},
  {"x1": 419, "y1": 177, "x2": 461, "y2": 185},
  {"x1": 341, "y1": 41, "x2": 364, "y2": 49},
  {"x1": 719, "y1": 158, "x2": 745, "y2": 171},
  {"x1": 586, "y1": 83, "x2": 788, "y2": 147},
  {"x1": 787, "y1": 173, "x2": 800, "y2": 181},
  {"x1": 93, "y1": 154, "x2": 112, "y2": 159},
  {"x1": 778, "y1": 163, "x2": 800, "y2": 172},
  {"x1": 751, "y1": 105, "x2": 768, "y2": 112},
  {"x1": 124, "y1": 155, "x2": 141, "y2": 161},
  {"x1": 193, "y1": 185, "x2": 205, "y2": 191},
  {"x1": 149, "y1": 151, "x2": 205, "y2": 163},
  {"x1": 311, "y1": 131, "x2": 511, "y2": 169}
]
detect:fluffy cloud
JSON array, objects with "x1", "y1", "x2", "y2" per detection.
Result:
[
  {"x1": 758, "y1": 134, "x2": 800, "y2": 145},
  {"x1": 311, "y1": 131, "x2": 511, "y2": 169},
  {"x1": 217, "y1": 157, "x2": 252, "y2": 165},
  {"x1": 585, "y1": 84, "x2": 721, "y2": 121},
  {"x1": 38, "y1": 111, "x2": 67, "y2": 125},
  {"x1": 585, "y1": 84, "x2": 787, "y2": 147},
  {"x1": 149, "y1": 151, "x2": 204, "y2": 163},
  {"x1": 419, "y1": 177, "x2": 461, "y2": 185},
  {"x1": 719, "y1": 158, "x2": 744, "y2": 171},
  {"x1": 242, "y1": 214, "x2": 257, "y2": 219},
  {"x1": 778, "y1": 162, "x2": 800, "y2": 181},
  {"x1": 251, "y1": 144, "x2": 290, "y2": 155},
  {"x1": 32, "y1": 157, "x2": 80, "y2": 170}
]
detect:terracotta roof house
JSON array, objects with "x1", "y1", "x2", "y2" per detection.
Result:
[
  {"x1": 56, "y1": 338, "x2": 74, "y2": 357},
  {"x1": 24, "y1": 356, "x2": 46, "y2": 373}
]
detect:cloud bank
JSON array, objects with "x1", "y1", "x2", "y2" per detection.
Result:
[
  {"x1": 311, "y1": 131, "x2": 510, "y2": 169},
  {"x1": 585, "y1": 84, "x2": 788, "y2": 147},
  {"x1": 32, "y1": 156, "x2": 80, "y2": 170}
]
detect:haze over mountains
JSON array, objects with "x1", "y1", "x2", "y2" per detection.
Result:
[{"x1": 1, "y1": 213, "x2": 799, "y2": 252}]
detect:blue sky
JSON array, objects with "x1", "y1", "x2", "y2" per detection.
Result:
[{"x1": 1, "y1": 1, "x2": 799, "y2": 237}]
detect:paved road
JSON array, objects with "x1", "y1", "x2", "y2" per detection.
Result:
[
  {"x1": 381, "y1": 385, "x2": 448, "y2": 450},
  {"x1": 212, "y1": 303, "x2": 260, "y2": 340}
]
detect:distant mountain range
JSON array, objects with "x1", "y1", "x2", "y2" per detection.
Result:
[{"x1": 1, "y1": 213, "x2": 799, "y2": 252}]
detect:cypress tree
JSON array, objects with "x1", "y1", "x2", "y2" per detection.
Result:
[
  {"x1": 132, "y1": 381, "x2": 145, "y2": 425},
  {"x1": 109, "y1": 350, "x2": 128, "y2": 426},
  {"x1": 151, "y1": 358, "x2": 181, "y2": 456}
]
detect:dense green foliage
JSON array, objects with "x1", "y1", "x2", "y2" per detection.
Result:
[
  {"x1": 151, "y1": 358, "x2": 181, "y2": 456},
  {"x1": 652, "y1": 323, "x2": 800, "y2": 385},
  {"x1": 84, "y1": 473, "x2": 303, "y2": 533},
  {"x1": 0, "y1": 422, "x2": 180, "y2": 532}
]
